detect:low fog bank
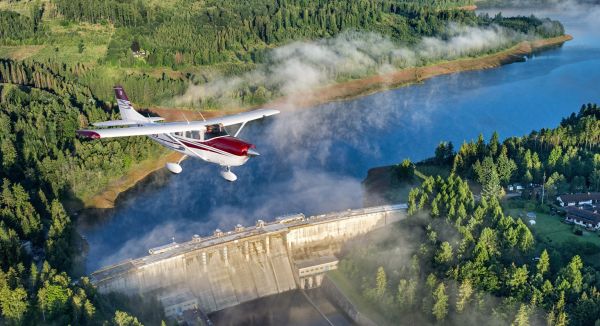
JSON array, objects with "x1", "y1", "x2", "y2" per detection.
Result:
[{"x1": 175, "y1": 24, "x2": 528, "y2": 109}]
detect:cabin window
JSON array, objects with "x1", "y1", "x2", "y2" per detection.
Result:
[
  {"x1": 191, "y1": 130, "x2": 201, "y2": 139},
  {"x1": 185, "y1": 131, "x2": 192, "y2": 138},
  {"x1": 204, "y1": 124, "x2": 228, "y2": 140}
]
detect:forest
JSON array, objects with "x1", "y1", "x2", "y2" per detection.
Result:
[
  {"x1": 340, "y1": 104, "x2": 600, "y2": 325},
  {"x1": 0, "y1": 0, "x2": 564, "y2": 108},
  {"x1": 0, "y1": 82, "x2": 166, "y2": 324}
]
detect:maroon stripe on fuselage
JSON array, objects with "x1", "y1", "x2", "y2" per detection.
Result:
[
  {"x1": 180, "y1": 140, "x2": 221, "y2": 154},
  {"x1": 180, "y1": 136, "x2": 254, "y2": 156}
]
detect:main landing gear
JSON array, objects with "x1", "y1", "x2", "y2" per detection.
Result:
[
  {"x1": 166, "y1": 155, "x2": 186, "y2": 174},
  {"x1": 220, "y1": 166, "x2": 237, "y2": 182}
]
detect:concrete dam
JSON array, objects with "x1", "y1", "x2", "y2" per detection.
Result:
[{"x1": 91, "y1": 204, "x2": 407, "y2": 314}]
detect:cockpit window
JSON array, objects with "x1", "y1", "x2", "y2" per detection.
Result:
[
  {"x1": 205, "y1": 124, "x2": 228, "y2": 140},
  {"x1": 183, "y1": 130, "x2": 201, "y2": 139}
]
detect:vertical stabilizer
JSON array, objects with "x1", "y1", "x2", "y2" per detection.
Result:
[{"x1": 114, "y1": 86, "x2": 147, "y2": 122}]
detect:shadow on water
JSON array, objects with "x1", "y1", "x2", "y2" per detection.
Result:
[{"x1": 77, "y1": 168, "x2": 174, "y2": 231}]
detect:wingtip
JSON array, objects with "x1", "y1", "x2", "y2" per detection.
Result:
[{"x1": 76, "y1": 130, "x2": 101, "y2": 139}]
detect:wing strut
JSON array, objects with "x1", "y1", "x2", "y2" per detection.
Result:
[{"x1": 233, "y1": 121, "x2": 247, "y2": 138}]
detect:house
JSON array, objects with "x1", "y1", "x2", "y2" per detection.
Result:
[
  {"x1": 556, "y1": 192, "x2": 600, "y2": 207},
  {"x1": 508, "y1": 184, "x2": 524, "y2": 192},
  {"x1": 132, "y1": 50, "x2": 147, "y2": 58},
  {"x1": 564, "y1": 206, "x2": 600, "y2": 230}
]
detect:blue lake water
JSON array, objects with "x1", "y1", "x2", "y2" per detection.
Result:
[{"x1": 79, "y1": 8, "x2": 600, "y2": 272}]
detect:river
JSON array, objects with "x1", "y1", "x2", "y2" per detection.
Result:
[{"x1": 79, "y1": 2, "x2": 599, "y2": 285}]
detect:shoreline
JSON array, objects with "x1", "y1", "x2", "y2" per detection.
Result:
[{"x1": 81, "y1": 34, "x2": 572, "y2": 210}]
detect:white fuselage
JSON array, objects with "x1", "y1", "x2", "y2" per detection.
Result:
[{"x1": 149, "y1": 133, "x2": 250, "y2": 167}]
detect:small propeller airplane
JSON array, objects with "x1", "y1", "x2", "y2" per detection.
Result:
[{"x1": 76, "y1": 86, "x2": 279, "y2": 182}]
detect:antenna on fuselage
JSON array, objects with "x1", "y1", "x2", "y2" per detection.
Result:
[{"x1": 198, "y1": 111, "x2": 207, "y2": 122}]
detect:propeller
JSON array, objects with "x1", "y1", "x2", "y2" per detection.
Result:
[{"x1": 247, "y1": 148, "x2": 260, "y2": 157}]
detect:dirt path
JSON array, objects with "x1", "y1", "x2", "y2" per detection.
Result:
[{"x1": 82, "y1": 34, "x2": 572, "y2": 209}]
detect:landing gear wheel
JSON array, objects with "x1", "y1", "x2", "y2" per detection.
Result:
[
  {"x1": 166, "y1": 162, "x2": 182, "y2": 174},
  {"x1": 220, "y1": 166, "x2": 237, "y2": 182},
  {"x1": 165, "y1": 155, "x2": 187, "y2": 174}
]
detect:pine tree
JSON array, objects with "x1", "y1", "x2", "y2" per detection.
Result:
[
  {"x1": 477, "y1": 156, "x2": 503, "y2": 199},
  {"x1": 0, "y1": 286, "x2": 28, "y2": 323},
  {"x1": 497, "y1": 146, "x2": 517, "y2": 184},
  {"x1": 376, "y1": 266, "x2": 387, "y2": 298},
  {"x1": 113, "y1": 310, "x2": 143, "y2": 326},
  {"x1": 432, "y1": 283, "x2": 448, "y2": 321},
  {"x1": 456, "y1": 279, "x2": 473, "y2": 313},
  {"x1": 397, "y1": 278, "x2": 417, "y2": 309},
  {"x1": 537, "y1": 249, "x2": 550, "y2": 276},
  {"x1": 435, "y1": 241, "x2": 453, "y2": 265},
  {"x1": 512, "y1": 304, "x2": 530, "y2": 326},
  {"x1": 489, "y1": 131, "x2": 500, "y2": 157}
]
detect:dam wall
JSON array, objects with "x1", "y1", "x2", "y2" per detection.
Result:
[
  {"x1": 91, "y1": 204, "x2": 406, "y2": 313},
  {"x1": 286, "y1": 206, "x2": 404, "y2": 252}
]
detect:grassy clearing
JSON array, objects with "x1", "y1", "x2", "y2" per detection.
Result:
[
  {"x1": 415, "y1": 162, "x2": 451, "y2": 180},
  {"x1": 504, "y1": 200, "x2": 600, "y2": 269},
  {"x1": 27, "y1": 20, "x2": 113, "y2": 65},
  {"x1": 0, "y1": 0, "x2": 42, "y2": 15},
  {"x1": 0, "y1": 45, "x2": 45, "y2": 60},
  {"x1": 505, "y1": 207, "x2": 600, "y2": 247}
]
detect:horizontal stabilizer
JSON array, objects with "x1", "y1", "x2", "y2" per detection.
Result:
[
  {"x1": 92, "y1": 117, "x2": 165, "y2": 127},
  {"x1": 93, "y1": 120, "x2": 141, "y2": 127}
]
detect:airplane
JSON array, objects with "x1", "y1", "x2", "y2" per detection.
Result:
[{"x1": 76, "y1": 86, "x2": 279, "y2": 182}]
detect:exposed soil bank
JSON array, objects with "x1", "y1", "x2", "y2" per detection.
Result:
[
  {"x1": 267, "y1": 34, "x2": 573, "y2": 109},
  {"x1": 83, "y1": 34, "x2": 572, "y2": 209}
]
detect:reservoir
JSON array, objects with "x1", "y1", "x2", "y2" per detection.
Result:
[{"x1": 79, "y1": 6, "x2": 600, "y2": 275}]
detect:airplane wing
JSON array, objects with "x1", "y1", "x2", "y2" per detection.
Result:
[
  {"x1": 77, "y1": 109, "x2": 279, "y2": 139},
  {"x1": 201, "y1": 108, "x2": 280, "y2": 127}
]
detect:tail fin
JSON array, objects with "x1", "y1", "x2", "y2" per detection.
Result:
[{"x1": 114, "y1": 86, "x2": 147, "y2": 122}]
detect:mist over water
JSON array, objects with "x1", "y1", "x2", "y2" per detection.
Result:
[
  {"x1": 79, "y1": 8, "x2": 600, "y2": 272},
  {"x1": 175, "y1": 24, "x2": 525, "y2": 108}
]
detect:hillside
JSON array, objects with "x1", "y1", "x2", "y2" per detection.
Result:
[
  {"x1": 0, "y1": 0, "x2": 564, "y2": 109},
  {"x1": 345, "y1": 104, "x2": 600, "y2": 325}
]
